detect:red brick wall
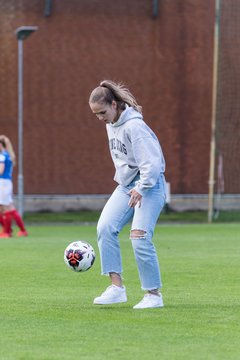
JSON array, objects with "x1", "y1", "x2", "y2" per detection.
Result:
[{"x1": 0, "y1": 0, "x2": 215, "y2": 194}]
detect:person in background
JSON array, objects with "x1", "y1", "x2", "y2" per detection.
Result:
[
  {"x1": 89, "y1": 80, "x2": 166, "y2": 309},
  {"x1": 0, "y1": 135, "x2": 28, "y2": 238}
]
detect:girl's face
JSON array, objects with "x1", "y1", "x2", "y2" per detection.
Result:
[{"x1": 89, "y1": 100, "x2": 118, "y2": 124}]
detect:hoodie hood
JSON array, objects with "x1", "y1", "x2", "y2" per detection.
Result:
[{"x1": 109, "y1": 105, "x2": 143, "y2": 128}]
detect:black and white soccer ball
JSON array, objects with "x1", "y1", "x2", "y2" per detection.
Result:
[{"x1": 64, "y1": 241, "x2": 96, "y2": 272}]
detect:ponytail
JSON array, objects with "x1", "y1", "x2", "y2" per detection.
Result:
[{"x1": 89, "y1": 80, "x2": 142, "y2": 114}]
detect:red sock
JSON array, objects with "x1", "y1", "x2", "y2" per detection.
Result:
[
  {"x1": 9, "y1": 210, "x2": 26, "y2": 232},
  {"x1": 2, "y1": 211, "x2": 12, "y2": 234}
]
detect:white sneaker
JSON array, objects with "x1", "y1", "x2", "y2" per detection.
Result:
[
  {"x1": 133, "y1": 293, "x2": 164, "y2": 309},
  {"x1": 93, "y1": 285, "x2": 127, "y2": 305}
]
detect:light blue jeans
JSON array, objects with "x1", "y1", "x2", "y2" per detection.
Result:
[{"x1": 97, "y1": 174, "x2": 166, "y2": 290}]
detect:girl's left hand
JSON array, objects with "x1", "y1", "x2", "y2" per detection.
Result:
[{"x1": 128, "y1": 189, "x2": 142, "y2": 208}]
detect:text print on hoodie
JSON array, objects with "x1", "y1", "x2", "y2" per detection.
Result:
[{"x1": 106, "y1": 105, "x2": 165, "y2": 196}]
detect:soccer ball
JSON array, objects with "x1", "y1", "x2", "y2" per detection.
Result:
[{"x1": 64, "y1": 241, "x2": 96, "y2": 272}]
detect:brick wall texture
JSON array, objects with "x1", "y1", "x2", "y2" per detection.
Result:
[{"x1": 0, "y1": 0, "x2": 215, "y2": 195}]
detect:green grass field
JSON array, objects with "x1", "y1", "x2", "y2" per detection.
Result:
[{"x1": 0, "y1": 223, "x2": 239, "y2": 360}]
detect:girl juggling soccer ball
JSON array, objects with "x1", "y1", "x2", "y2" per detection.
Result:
[{"x1": 89, "y1": 80, "x2": 167, "y2": 309}]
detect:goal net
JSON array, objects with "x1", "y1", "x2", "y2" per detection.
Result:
[{"x1": 209, "y1": 0, "x2": 240, "y2": 221}]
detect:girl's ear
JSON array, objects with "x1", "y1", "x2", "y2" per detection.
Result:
[{"x1": 112, "y1": 100, "x2": 117, "y2": 109}]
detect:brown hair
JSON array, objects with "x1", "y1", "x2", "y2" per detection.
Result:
[{"x1": 89, "y1": 80, "x2": 142, "y2": 114}]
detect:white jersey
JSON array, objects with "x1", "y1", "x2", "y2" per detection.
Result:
[{"x1": 106, "y1": 105, "x2": 165, "y2": 196}]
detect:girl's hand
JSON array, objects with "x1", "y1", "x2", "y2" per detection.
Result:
[
  {"x1": 0, "y1": 135, "x2": 8, "y2": 142},
  {"x1": 128, "y1": 189, "x2": 142, "y2": 208}
]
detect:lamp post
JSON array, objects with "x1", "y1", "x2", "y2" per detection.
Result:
[{"x1": 15, "y1": 26, "x2": 38, "y2": 217}]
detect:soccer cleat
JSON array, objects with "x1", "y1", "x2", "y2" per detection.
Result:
[
  {"x1": 93, "y1": 285, "x2": 127, "y2": 305},
  {"x1": 0, "y1": 227, "x2": 12, "y2": 237},
  {"x1": 17, "y1": 230, "x2": 28, "y2": 237},
  {"x1": 133, "y1": 293, "x2": 164, "y2": 309},
  {"x1": 0, "y1": 232, "x2": 11, "y2": 238}
]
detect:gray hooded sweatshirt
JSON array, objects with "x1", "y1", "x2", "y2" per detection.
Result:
[{"x1": 106, "y1": 105, "x2": 165, "y2": 196}]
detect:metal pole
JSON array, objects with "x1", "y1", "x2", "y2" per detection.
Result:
[
  {"x1": 18, "y1": 39, "x2": 24, "y2": 217},
  {"x1": 15, "y1": 26, "x2": 38, "y2": 217},
  {"x1": 152, "y1": 0, "x2": 159, "y2": 18},
  {"x1": 208, "y1": 0, "x2": 221, "y2": 223},
  {"x1": 44, "y1": 0, "x2": 52, "y2": 16}
]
